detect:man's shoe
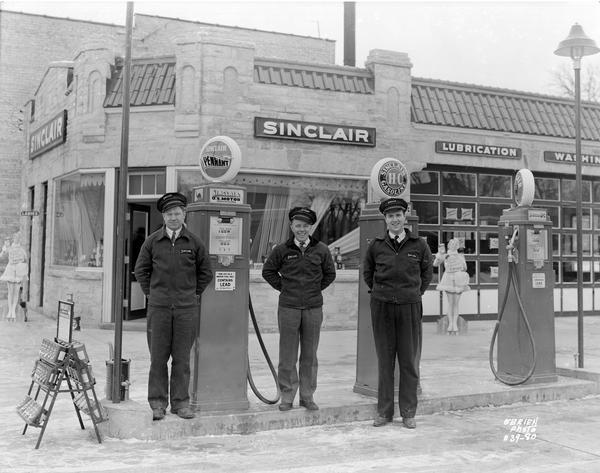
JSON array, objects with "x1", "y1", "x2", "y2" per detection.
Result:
[
  {"x1": 171, "y1": 407, "x2": 195, "y2": 419},
  {"x1": 299, "y1": 400, "x2": 319, "y2": 411},
  {"x1": 152, "y1": 407, "x2": 166, "y2": 421},
  {"x1": 402, "y1": 417, "x2": 416, "y2": 429},
  {"x1": 278, "y1": 402, "x2": 293, "y2": 411},
  {"x1": 373, "y1": 415, "x2": 392, "y2": 427}
]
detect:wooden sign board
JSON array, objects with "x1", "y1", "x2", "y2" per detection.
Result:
[{"x1": 56, "y1": 300, "x2": 74, "y2": 343}]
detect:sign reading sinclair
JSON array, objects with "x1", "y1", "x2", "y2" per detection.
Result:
[
  {"x1": 254, "y1": 117, "x2": 375, "y2": 146},
  {"x1": 29, "y1": 110, "x2": 67, "y2": 159}
]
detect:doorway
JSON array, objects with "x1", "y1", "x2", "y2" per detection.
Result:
[{"x1": 126, "y1": 203, "x2": 150, "y2": 320}]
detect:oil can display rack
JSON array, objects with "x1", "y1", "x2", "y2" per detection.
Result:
[{"x1": 17, "y1": 338, "x2": 107, "y2": 449}]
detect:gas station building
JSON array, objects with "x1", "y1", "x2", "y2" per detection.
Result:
[{"x1": 5, "y1": 11, "x2": 600, "y2": 328}]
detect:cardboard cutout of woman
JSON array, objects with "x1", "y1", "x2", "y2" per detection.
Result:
[
  {"x1": 433, "y1": 238, "x2": 470, "y2": 335},
  {"x1": 0, "y1": 231, "x2": 29, "y2": 321}
]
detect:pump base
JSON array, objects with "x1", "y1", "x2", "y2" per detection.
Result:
[{"x1": 497, "y1": 371, "x2": 558, "y2": 385}]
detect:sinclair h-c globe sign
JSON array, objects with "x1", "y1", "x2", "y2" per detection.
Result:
[
  {"x1": 370, "y1": 157, "x2": 409, "y2": 199},
  {"x1": 199, "y1": 136, "x2": 242, "y2": 183}
]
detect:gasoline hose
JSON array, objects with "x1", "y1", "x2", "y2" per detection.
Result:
[
  {"x1": 247, "y1": 296, "x2": 281, "y2": 404},
  {"x1": 489, "y1": 261, "x2": 537, "y2": 386}
]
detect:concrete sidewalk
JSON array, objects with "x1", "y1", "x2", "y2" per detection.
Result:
[{"x1": 3, "y1": 309, "x2": 600, "y2": 442}]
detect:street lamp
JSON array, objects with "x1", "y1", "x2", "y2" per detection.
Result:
[{"x1": 554, "y1": 24, "x2": 599, "y2": 368}]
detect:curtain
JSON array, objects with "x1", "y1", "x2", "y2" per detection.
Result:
[
  {"x1": 328, "y1": 227, "x2": 359, "y2": 255},
  {"x1": 250, "y1": 193, "x2": 291, "y2": 262},
  {"x1": 311, "y1": 193, "x2": 334, "y2": 227},
  {"x1": 54, "y1": 175, "x2": 104, "y2": 266}
]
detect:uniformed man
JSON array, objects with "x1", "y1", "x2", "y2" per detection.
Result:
[
  {"x1": 262, "y1": 207, "x2": 336, "y2": 411},
  {"x1": 363, "y1": 198, "x2": 433, "y2": 429},
  {"x1": 134, "y1": 192, "x2": 213, "y2": 421}
]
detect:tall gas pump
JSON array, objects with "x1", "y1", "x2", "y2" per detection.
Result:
[
  {"x1": 491, "y1": 169, "x2": 557, "y2": 385},
  {"x1": 354, "y1": 158, "x2": 418, "y2": 396},
  {"x1": 185, "y1": 136, "x2": 252, "y2": 410}
]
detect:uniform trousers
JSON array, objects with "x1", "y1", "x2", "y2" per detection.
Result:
[
  {"x1": 370, "y1": 299, "x2": 422, "y2": 419},
  {"x1": 147, "y1": 305, "x2": 197, "y2": 411},
  {"x1": 277, "y1": 306, "x2": 323, "y2": 404}
]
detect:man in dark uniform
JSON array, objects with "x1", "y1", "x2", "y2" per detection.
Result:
[
  {"x1": 363, "y1": 198, "x2": 433, "y2": 429},
  {"x1": 134, "y1": 192, "x2": 213, "y2": 421},
  {"x1": 262, "y1": 207, "x2": 336, "y2": 412}
]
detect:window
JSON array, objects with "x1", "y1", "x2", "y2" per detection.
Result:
[
  {"x1": 479, "y1": 232, "x2": 499, "y2": 255},
  {"x1": 441, "y1": 172, "x2": 476, "y2": 196},
  {"x1": 128, "y1": 171, "x2": 166, "y2": 198},
  {"x1": 442, "y1": 202, "x2": 475, "y2": 225},
  {"x1": 53, "y1": 173, "x2": 105, "y2": 267},
  {"x1": 478, "y1": 174, "x2": 512, "y2": 198},
  {"x1": 412, "y1": 200, "x2": 439, "y2": 224},
  {"x1": 562, "y1": 208, "x2": 591, "y2": 229},
  {"x1": 562, "y1": 261, "x2": 591, "y2": 283},
  {"x1": 479, "y1": 261, "x2": 499, "y2": 284},
  {"x1": 176, "y1": 170, "x2": 367, "y2": 268},
  {"x1": 443, "y1": 231, "x2": 476, "y2": 254},
  {"x1": 593, "y1": 181, "x2": 600, "y2": 202},
  {"x1": 534, "y1": 177, "x2": 559, "y2": 201},
  {"x1": 479, "y1": 203, "x2": 506, "y2": 226},
  {"x1": 411, "y1": 171, "x2": 439, "y2": 195},
  {"x1": 561, "y1": 179, "x2": 591, "y2": 202}
]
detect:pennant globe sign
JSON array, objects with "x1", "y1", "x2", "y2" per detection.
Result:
[{"x1": 199, "y1": 136, "x2": 242, "y2": 183}]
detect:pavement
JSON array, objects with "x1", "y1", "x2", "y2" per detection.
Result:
[{"x1": 1, "y1": 307, "x2": 600, "y2": 472}]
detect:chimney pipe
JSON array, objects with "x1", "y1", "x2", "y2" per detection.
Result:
[{"x1": 344, "y1": 2, "x2": 356, "y2": 67}]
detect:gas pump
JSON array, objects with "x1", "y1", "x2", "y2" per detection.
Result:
[
  {"x1": 490, "y1": 169, "x2": 557, "y2": 385},
  {"x1": 354, "y1": 158, "x2": 419, "y2": 396},
  {"x1": 185, "y1": 136, "x2": 278, "y2": 411}
]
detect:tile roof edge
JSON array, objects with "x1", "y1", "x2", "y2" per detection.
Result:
[
  {"x1": 412, "y1": 76, "x2": 600, "y2": 107},
  {"x1": 255, "y1": 58, "x2": 371, "y2": 77}
]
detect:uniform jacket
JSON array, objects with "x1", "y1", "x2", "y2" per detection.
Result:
[
  {"x1": 363, "y1": 229, "x2": 433, "y2": 304},
  {"x1": 262, "y1": 235, "x2": 336, "y2": 309},
  {"x1": 134, "y1": 225, "x2": 213, "y2": 308}
]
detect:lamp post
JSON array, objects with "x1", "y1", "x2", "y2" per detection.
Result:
[{"x1": 554, "y1": 24, "x2": 599, "y2": 368}]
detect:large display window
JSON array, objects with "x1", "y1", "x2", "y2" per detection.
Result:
[
  {"x1": 176, "y1": 170, "x2": 367, "y2": 268},
  {"x1": 53, "y1": 172, "x2": 105, "y2": 267}
]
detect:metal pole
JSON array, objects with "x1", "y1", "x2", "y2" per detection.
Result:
[
  {"x1": 112, "y1": 1, "x2": 134, "y2": 402},
  {"x1": 574, "y1": 59, "x2": 584, "y2": 368}
]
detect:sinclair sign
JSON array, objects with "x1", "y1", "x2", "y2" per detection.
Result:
[{"x1": 29, "y1": 110, "x2": 67, "y2": 159}]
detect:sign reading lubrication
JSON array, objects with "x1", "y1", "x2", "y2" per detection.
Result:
[{"x1": 436, "y1": 141, "x2": 521, "y2": 159}]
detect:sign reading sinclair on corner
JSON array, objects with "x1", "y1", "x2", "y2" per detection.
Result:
[
  {"x1": 29, "y1": 110, "x2": 67, "y2": 159},
  {"x1": 254, "y1": 117, "x2": 375, "y2": 147}
]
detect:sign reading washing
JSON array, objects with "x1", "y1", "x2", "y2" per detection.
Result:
[
  {"x1": 254, "y1": 117, "x2": 375, "y2": 146},
  {"x1": 544, "y1": 151, "x2": 600, "y2": 166},
  {"x1": 435, "y1": 141, "x2": 521, "y2": 158}
]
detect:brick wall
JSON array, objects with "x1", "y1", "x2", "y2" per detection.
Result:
[
  {"x1": 0, "y1": 10, "x2": 121, "y2": 303},
  {"x1": 134, "y1": 14, "x2": 335, "y2": 64}
]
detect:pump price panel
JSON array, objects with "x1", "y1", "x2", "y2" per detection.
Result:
[{"x1": 209, "y1": 216, "x2": 242, "y2": 255}]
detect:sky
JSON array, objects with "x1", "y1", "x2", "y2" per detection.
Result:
[{"x1": 2, "y1": 0, "x2": 600, "y2": 97}]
